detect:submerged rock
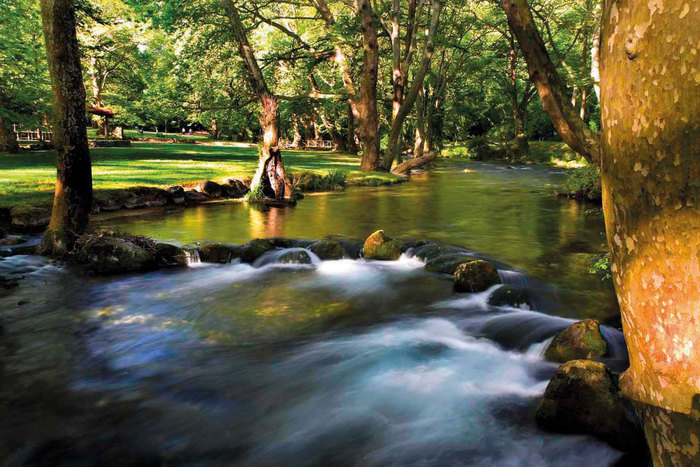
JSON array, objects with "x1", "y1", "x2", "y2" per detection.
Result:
[
  {"x1": 453, "y1": 260, "x2": 500, "y2": 292},
  {"x1": 362, "y1": 230, "x2": 404, "y2": 261},
  {"x1": 241, "y1": 238, "x2": 277, "y2": 263},
  {"x1": 277, "y1": 249, "x2": 313, "y2": 264},
  {"x1": 544, "y1": 319, "x2": 608, "y2": 363},
  {"x1": 412, "y1": 243, "x2": 470, "y2": 262},
  {"x1": 536, "y1": 360, "x2": 645, "y2": 452},
  {"x1": 270, "y1": 238, "x2": 314, "y2": 249},
  {"x1": 308, "y1": 239, "x2": 346, "y2": 260},
  {"x1": 154, "y1": 243, "x2": 188, "y2": 267},
  {"x1": 0, "y1": 274, "x2": 19, "y2": 289},
  {"x1": 487, "y1": 285, "x2": 533, "y2": 309},
  {"x1": 196, "y1": 242, "x2": 241, "y2": 264},
  {"x1": 425, "y1": 254, "x2": 475, "y2": 275},
  {"x1": 11, "y1": 207, "x2": 52, "y2": 231},
  {"x1": 77, "y1": 236, "x2": 156, "y2": 274}
]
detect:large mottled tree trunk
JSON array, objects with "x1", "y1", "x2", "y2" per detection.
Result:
[
  {"x1": 501, "y1": 0, "x2": 599, "y2": 163},
  {"x1": 600, "y1": 0, "x2": 700, "y2": 463},
  {"x1": 355, "y1": 0, "x2": 381, "y2": 171},
  {"x1": 382, "y1": 0, "x2": 441, "y2": 170},
  {"x1": 40, "y1": 0, "x2": 93, "y2": 255},
  {"x1": 224, "y1": 0, "x2": 290, "y2": 200}
]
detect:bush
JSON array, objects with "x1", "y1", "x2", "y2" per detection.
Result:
[
  {"x1": 292, "y1": 169, "x2": 347, "y2": 192},
  {"x1": 557, "y1": 165, "x2": 602, "y2": 202}
]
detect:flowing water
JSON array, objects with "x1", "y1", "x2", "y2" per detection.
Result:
[{"x1": 0, "y1": 161, "x2": 629, "y2": 465}]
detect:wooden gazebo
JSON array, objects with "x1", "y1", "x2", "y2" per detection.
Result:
[{"x1": 86, "y1": 106, "x2": 115, "y2": 138}]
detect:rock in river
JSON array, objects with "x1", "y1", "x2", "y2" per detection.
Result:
[
  {"x1": 308, "y1": 239, "x2": 346, "y2": 260},
  {"x1": 77, "y1": 236, "x2": 157, "y2": 274},
  {"x1": 536, "y1": 360, "x2": 645, "y2": 452},
  {"x1": 544, "y1": 319, "x2": 608, "y2": 363},
  {"x1": 362, "y1": 230, "x2": 404, "y2": 261},
  {"x1": 453, "y1": 260, "x2": 500, "y2": 292}
]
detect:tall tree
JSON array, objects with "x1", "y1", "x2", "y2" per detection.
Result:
[
  {"x1": 599, "y1": 0, "x2": 700, "y2": 462},
  {"x1": 381, "y1": 0, "x2": 442, "y2": 171},
  {"x1": 223, "y1": 0, "x2": 291, "y2": 199},
  {"x1": 40, "y1": 0, "x2": 93, "y2": 255},
  {"x1": 500, "y1": 0, "x2": 599, "y2": 163}
]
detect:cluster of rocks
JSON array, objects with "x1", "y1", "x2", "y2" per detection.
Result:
[
  {"x1": 0, "y1": 179, "x2": 250, "y2": 233},
  {"x1": 537, "y1": 319, "x2": 645, "y2": 452},
  {"x1": 362, "y1": 230, "x2": 502, "y2": 293},
  {"x1": 92, "y1": 179, "x2": 249, "y2": 214}
]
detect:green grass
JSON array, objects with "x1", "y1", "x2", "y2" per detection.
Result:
[
  {"x1": 0, "y1": 142, "x2": 401, "y2": 211},
  {"x1": 86, "y1": 128, "x2": 213, "y2": 141}
]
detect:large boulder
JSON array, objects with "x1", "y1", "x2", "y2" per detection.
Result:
[
  {"x1": 222, "y1": 179, "x2": 249, "y2": 198},
  {"x1": 167, "y1": 186, "x2": 185, "y2": 205},
  {"x1": 154, "y1": 243, "x2": 188, "y2": 267},
  {"x1": 202, "y1": 181, "x2": 223, "y2": 198},
  {"x1": 184, "y1": 190, "x2": 209, "y2": 204},
  {"x1": 487, "y1": 285, "x2": 533, "y2": 309},
  {"x1": 308, "y1": 239, "x2": 345, "y2": 260},
  {"x1": 536, "y1": 360, "x2": 645, "y2": 452},
  {"x1": 196, "y1": 242, "x2": 241, "y2": 264},
  {"x1": 241, "y1": 238, "x2": 276, "y2": 263},
  {"x1": 77, "y1": 236, "x2": 156, "y2": 274},
  {"x1": 277, "y1": 249, "x2": 313, "y2": 264},
  {"x1": 362, "y1": 230, "x2": 404, "y2": 261},
  {"x1": 412, "y1": 243, "x2": 470, "y2": 262},
  {"x1": 544, "y1": 319, "x2": 608, "y2": 363},
  {"x1": 425, "y1": 254, "x2": 476, "y2": 275},
  {"x1": 453, "y1": 260, "x2": 500, "y2": 292}
]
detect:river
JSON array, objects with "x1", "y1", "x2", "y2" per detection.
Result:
[{"x1": 0, "y1": 161, "x2": 630, "y2": 465}]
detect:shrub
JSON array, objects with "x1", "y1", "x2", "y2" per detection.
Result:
[
  {"x1": 292, "y1": 169, "x2": 347, "y2": 192},
  {"x1": 557, "y1": 165, "x2": 602, "y2": 202}
]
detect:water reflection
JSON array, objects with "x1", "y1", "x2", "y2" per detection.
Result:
[{"x1": 99, "y1": 161, "x2": 617, "y2": 320}]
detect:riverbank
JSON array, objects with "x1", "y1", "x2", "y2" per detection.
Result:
[{"x1": 0, "y1": 142, "x2": 403, "y2": 232}]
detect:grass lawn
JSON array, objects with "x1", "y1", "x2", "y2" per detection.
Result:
[{"x1": 0, "y1": 142, "x2": 400, "y2": 211}]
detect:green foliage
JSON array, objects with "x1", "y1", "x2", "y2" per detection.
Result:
[
  {"x1": 589, "y1": 252, "x2": 611, "y2": 280},
  {"x1": 558, "y1": 165, "x2": 602, "y2": 202},
  {"x1": 292, "y1": 169, "x2": 348, "y2": 192}
]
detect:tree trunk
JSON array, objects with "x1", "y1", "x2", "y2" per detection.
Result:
[
  {"x1": 0, "y1": 117, "x2": 19, "y2": 153},
  {"x1": 600, "y1": 0, "x2": 700, "y2": 463},
  {"x1": 355, "y1": 0, "x2": 381, "y2": 171},
  {"x1": 39, "y1": 0, "x2": 92, "y2": 256},
  {"x1": 291, "y1": 115, "x2": 302, "y2": 149},
  {"x1": 382, "y1": 0, "x2": 442, "y2": 170},
  {"x1": 223, "y1": 0, "x2": 290, "y2": 200},
  {"x1": 501, "y1": 0, "x2": 599, "y2": 163},
  {"x1": 413, "y1": 89, "x2": 426, "y2": 159},
  {"x1": 347, "y1": 102, "x2": 357, "y2": 154},
  {"x1": 392, "y1": 151, "x2": 437, "y2": 176}
]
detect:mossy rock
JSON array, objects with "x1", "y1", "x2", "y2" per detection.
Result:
[
  {"x1": 154, "y1": 243, "x2": 188, "y2": 267},
  {"x1": 270, "y1": 238, "x2": 314, "y2": 249},
  {"x1": 241, "y1": 238, "x2": 276, "y2": 263},
  {"x1": 425, "y1": 254, "x2": 476, "y2": 275},
  {"x1": 536, "y1": 360, "x2": 645, "y2": 452},
  {"x1": 308, "y1": 239, "x2": 345, "y2": 260},
  {"x1": 277, "y1": 250, "x2": 313, "y2": 264},
  {"x1": 453, "y1": 260, "x2": 500, "y2": 292},
  {"x1": 361, "y1": 230, "x2": 404, "y2": 261},
  {"x1": 196, "y1": 242, "x2": 241, "y2": 264},
  {"x1": 77, "y1": 236, "x2": 156, "y2": 274},
  {"x1": 544, "y1": 319, "x2": 608, "y2": 363}
]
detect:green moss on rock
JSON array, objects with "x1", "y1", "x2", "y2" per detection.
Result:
[
  {"x1": 241, "y1": 238, "x2": 276, "y2": 263},
  {"x1": 536, "y1": 360, "x2": 645, "y2": 452},
  {"x1": 425, "y1": 254, "x2": 476, "y2": 275},
  {"x1": 309, "y1": 239, "x2": 346, "y2": 260},
  {"x1": 453, "y1": 260, "x2": 500, "y2": 292},
  {"x1": 544, "y1": 319, "x2": 608, "y2": 363},
  {"x1": 362, "y1": 230, "x2": 404, "y2": 261}
]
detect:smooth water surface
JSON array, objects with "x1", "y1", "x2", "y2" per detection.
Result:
[{"x1": 0, "y1": 162, "x2": 627, "y2": 465}]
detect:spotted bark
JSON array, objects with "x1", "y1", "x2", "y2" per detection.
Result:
[
  {"x1": 40, "y1": 0, "x2": 93, "y2": 255},
  {"x1": 600, "y1": 0, "x2": 700, "y2": 462}
]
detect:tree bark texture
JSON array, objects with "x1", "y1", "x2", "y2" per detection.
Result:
[
  {"x1": 40, "y1": 0, "x2": 93, "y2": 255},
  {"x1": 355, "y1": 0, "x2": 381, "y2": 171},
  {"x1": 600, "y1": 0, "x2": 700, "y2": 462}
]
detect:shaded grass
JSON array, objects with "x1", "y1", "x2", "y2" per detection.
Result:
[{"x1": 0, "y1": 142, "x2": 401, "y2": 210}]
